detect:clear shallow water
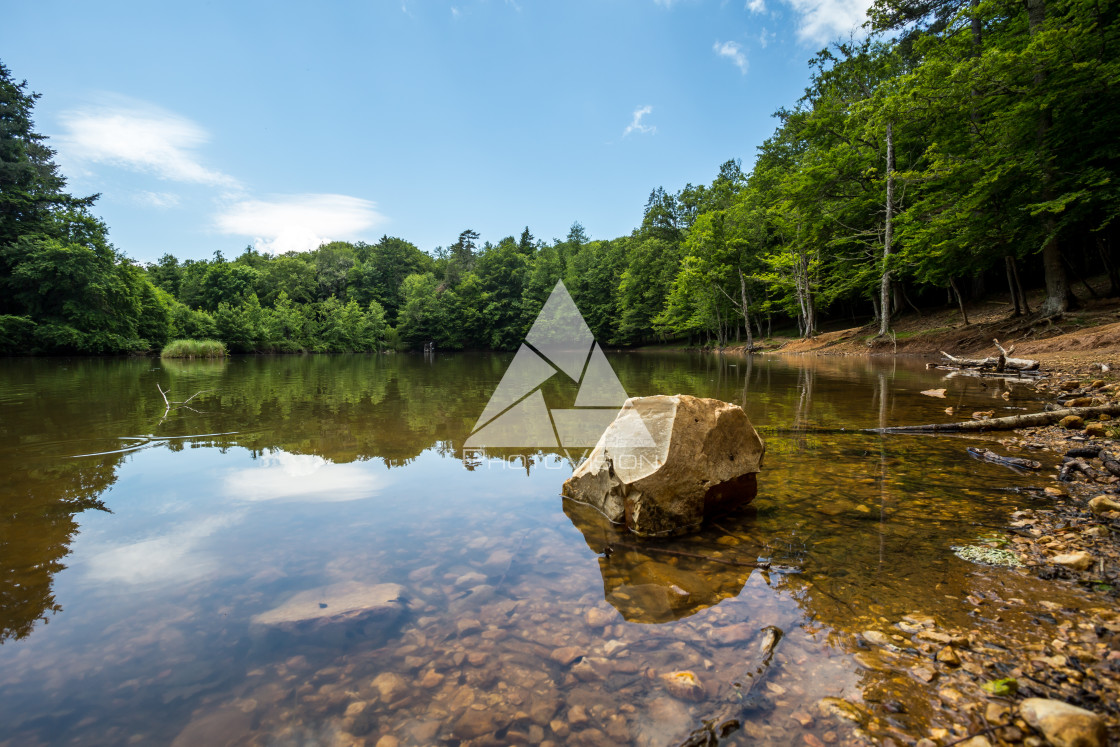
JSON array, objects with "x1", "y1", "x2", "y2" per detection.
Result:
[{"x1": 0, "y1": 353, "x2": 1070, "y2": 745}]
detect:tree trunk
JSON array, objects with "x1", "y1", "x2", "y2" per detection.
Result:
[
  {"x1": 1010, "y1": 255, "x2": 1031, "y2": 313},
  {"x1": 1005, "y1": 256, "x2": 1022, "y2": 315},
  {"x1": 1099, "y1": 236, "x2": 1120, "y2": 297},
  {"x1": 949, "y1": 276, "x2": 970, "y2": 325},
  {"x1": 878, "y1": 122, "x2": 895, "y2": 338},
  {"x1": 739, "y1": 269, "x2": 754, "y2": 349},
  {"x1": 1026, "y1": 0, "x2": 1070, "y2": 317}
]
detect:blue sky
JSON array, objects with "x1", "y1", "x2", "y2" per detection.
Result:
[{"x1": 2, "y1": 0, "x2": 870, "y2": 263}]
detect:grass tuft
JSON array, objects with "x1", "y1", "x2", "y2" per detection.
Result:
[{"x1": 160, "y1": 339, "x2": 227, "y2": 359}]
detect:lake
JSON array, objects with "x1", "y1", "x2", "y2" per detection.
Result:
[{"x1": 0, "y1": 352, "x2": 1071, "y2": 745}]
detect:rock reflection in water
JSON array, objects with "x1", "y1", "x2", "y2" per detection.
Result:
[{"x1": 564, "y1": 499, "x2": 765, "y2": 623}]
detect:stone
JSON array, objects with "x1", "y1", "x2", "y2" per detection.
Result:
[
  {"x1": 549, "y1": 646, "x2": 583, "y2": 666},
  {"x1": 585, "y1": 608, "x2": 613, "y2": 629},
  {"x1": 371, "y1": 672, "x2": 409, "y2": 703},
  {"x1": 1088, "y1": 495, "x2": 1120, "y2": 515},
  {"x1": 562, "y1": 395, "x2": 765, "y2": 536},
  {"x1": 1085, "y1": 423, "x2": 1107, "y2": 438},
  {"x1": 710, "y1": 622, "x2": 755, "y2": 645},
  {"x1": 1051, "y1": 551, "x2": 1093, "y2": 571},
  {"x1": 862, "y1": 630, "x2": 892, "y2": 647},
  {"x1": 170, "y1": 706, "x2": 253, "y2": 747},
  {"x1": 250, "y1": 582, "x2": 403, "y2": 635},
  {"x1": 453, "y1": 705, "x2": 499, "y2": 740},
  {"x1": 661, "y1": 670, "x2": 704, "y2": 701},
  {"x1": 1019, "y1": 698, "x2": 1106, "y2": 747},
  {"x1": 1083, "y1": 526, "x2": 1109, "y2": 538},
  {"x1": 935, "y1": 647, "x2": 961, "y2": 666},
  {"x1": 1059, "y1": 416, "x2": 1085, "y2": 430},
  {"x1": 375, "y1": 737, "x2": 399, "y2": 747}
]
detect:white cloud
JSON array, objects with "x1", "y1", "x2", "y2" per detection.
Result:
[
  {"x1": 215, "y1": 194, "x2": 385, "y2": 254},
  {"x1": 58, "y1": 101, "x2": 238, "y2": 188},
  {"x1": 759, "y1": 26, "x2": 776, "y2": 47},
  {"x1": 84, "y1": 514, "x2": 240, "y2": 586},
  {"x1": 135, "y1": 191, "x2": 180, "y2": 209},
  {"x1": 623, "y1": 105, "x2": 656, "y2": 137},
  {"x1": 713, "y1": 40, "x2": 749, "y2": 74},
  {"x1": 224, "y1": 451, "x2": 381, "y2": 501},
  {"x1": 746, "y1": 0, "x2": 766, "y2": 11},
  {"x1": 783, "y1": 0, "x2": 869, "y2": 44}
]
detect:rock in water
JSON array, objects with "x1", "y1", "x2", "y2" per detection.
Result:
[
  {"x1": 1019, "y1": 698, "x2": 1106, "y2": 747},
  {"x1": 250, "y1": 582, "x2": 404, "y2": 646},
  {"x1": 562, "y1": 395, "x2": 765, "y2": 536}
]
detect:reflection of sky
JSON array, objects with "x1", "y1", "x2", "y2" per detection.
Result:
[
  {"x1": 75, "y1": 448, "x2": 392, "y2": 588},
  {"x1": 225, "y1": 450, "x2": 380, "y2": 502}
]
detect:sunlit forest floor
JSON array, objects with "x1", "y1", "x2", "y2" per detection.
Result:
[{"x1": 757, "y1": 277, "x2": 1120, "y2": 369}]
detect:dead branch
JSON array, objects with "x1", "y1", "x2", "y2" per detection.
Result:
[
  {"x1": 868, "y1": 403, "x2": 1120, "y2": 433},
  {"x1": 967, "y1": 448, "x2": 1041, "y2": 471}
]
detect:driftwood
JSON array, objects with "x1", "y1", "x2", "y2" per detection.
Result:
[
  {"x1": 869, "y1": 403, "x2": 1120, "y2": 433},
  {"x1": 1101, "y1": 451, "x2": 1120, "y2": 478},
  {"x1": 967, "y1": 448, "x2": 1041, "y2": 471},
  {"x1": 677, "y1": 626, "x2": 784, "y2": 747},
  {"x1": 1059, "y1": 459, "x2": 1093, "y2": 482},
  {"x1": 938, "y1": 339, "x2": 1039, "y2": 372}
]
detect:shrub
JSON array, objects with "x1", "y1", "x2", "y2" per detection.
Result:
[{"x1": 160, "y1": 339, "x2": 227, "y2": 359}]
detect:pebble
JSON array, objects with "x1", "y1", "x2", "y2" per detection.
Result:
[
  {"x1": 370, "y1": 672, "x2": 409, "y2": 704},
  {"x1": 1051, "y1": 550, "x2": 1094, "y2": 571},
  {"x1": 660, "y1": 670, "x2": 704, "y2": 701},
  {"x1": 549, "y1": 646, "x2": 583, "y2": 666}
]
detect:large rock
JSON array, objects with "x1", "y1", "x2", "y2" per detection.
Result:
[
  {"x1": 250, "y1": 581, "x2": 404, "y2": 647},
  {"x1": 1020, "y1": 698, "x2": 1106, "y2": 747},
  {"x1": 562, "y1": 395, "x2": 765, "y2": 537}
]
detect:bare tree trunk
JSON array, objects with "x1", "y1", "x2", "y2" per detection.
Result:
[
  {"x1": 739, "y1": 269, "x2": 754, "y2": 349},
  {"x1": 1010, "y1": 255, "x2": 1031, "y2": 313},
  {"x1": 949, "y1": 276, "x2": 970, "y2": 325},
  {"x1": 878, "y1": 121, "x2": 896, "y2": 337},
  {"x1": 1005, "y1": 255, "x2": 1022, "y2": 315}
]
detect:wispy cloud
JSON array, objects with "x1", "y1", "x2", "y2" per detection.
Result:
[
  {"x1": 58, "y1": 101, "x2": 239, "y2": 188},
  {"x1": 759, "y1": 26, "x2": 776, "y2": 48},
  {"x1": 783, "y1": 0, "x2": 869, "y2": 44},
  {"x1": 623, "y1": 105, "x2": 656, "y2": 136},
  {"x1": 215, "y1": 194, "x2": 385, "y2": 254},
  {"x1": 713, "y1": 40, "x2": 749, "y2": 74},
  {"x1": 746, "y1": 0, "x2": 767, "y2": 11},
  {"x1": 134, "y1": 190, "x2": 181, "y2": 209}
]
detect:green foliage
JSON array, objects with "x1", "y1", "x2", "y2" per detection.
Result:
[
  {"x1": 5, "y1": 0, "x2": 1120, "y2": 357},
  {"x1": 161, "y1": 339, "x2": 227, "y2": 358}
]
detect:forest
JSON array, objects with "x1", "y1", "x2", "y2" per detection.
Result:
[{"x1": 1, "y1": 0, "x2": 1118, "y2": 355}]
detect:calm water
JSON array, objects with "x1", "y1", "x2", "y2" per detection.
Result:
[{"x1": 0, "y1": 352, "x2": 1070, "y2": 745}]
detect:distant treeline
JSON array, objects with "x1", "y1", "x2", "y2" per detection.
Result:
[{"x1": 2, "y1": 0, "x2": 1118, "y2": 355}]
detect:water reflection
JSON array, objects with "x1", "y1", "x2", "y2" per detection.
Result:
[
  {"x1": 564, "y1": 499, "x2": 763, "y2": 624},
  {"x1": 0, "y1": 352, "x2": 1067, "y2": 745}
]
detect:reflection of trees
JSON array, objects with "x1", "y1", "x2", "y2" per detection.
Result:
[{"x1": 0, "y1": 459, "x2": 110, "y2": 644}]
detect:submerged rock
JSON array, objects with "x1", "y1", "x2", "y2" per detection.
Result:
[
  {"x1": 562, "y1": 394, "x2": 765, "y2": 537},
  {"x1": 250, "y1": 582, "x2": 404, "y2": 647}
]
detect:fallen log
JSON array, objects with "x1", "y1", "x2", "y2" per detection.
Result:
[
  {"x1": 967, "y1": 448, "x2": 1041, "y2": 471},
  {"x1": 868, "y1": 404, "x2": 1120, "y2": 433},
  {"x1": 940, "y1": 351, "x2": 1040, "y2": 371}
]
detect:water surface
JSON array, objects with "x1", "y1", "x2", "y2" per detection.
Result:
[{"x1": 0, "y1": 353, "x2": 1069, "y2": 745}]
